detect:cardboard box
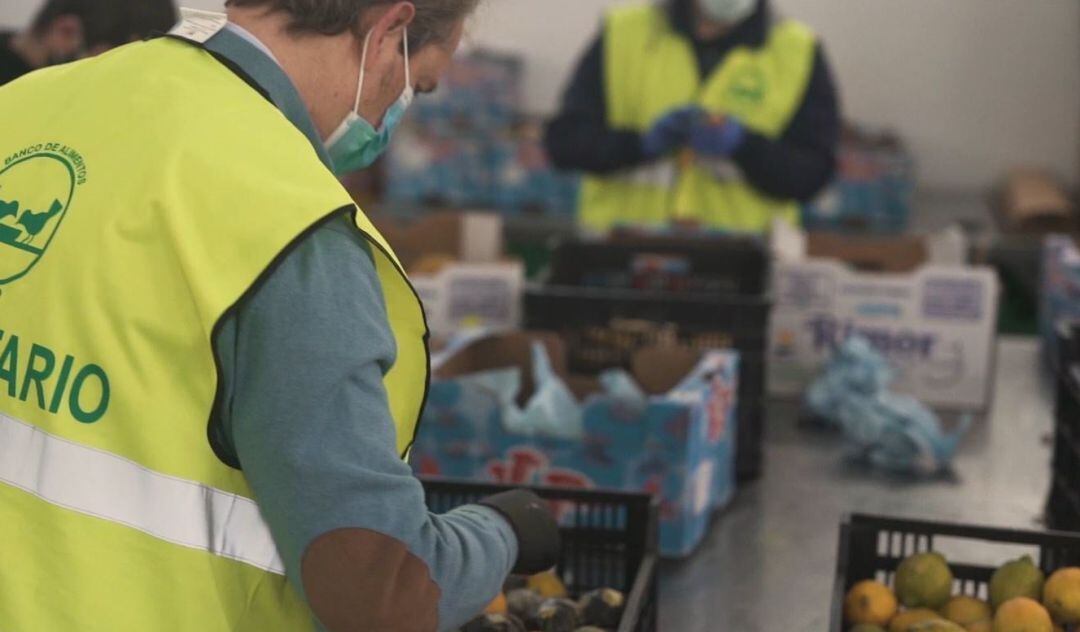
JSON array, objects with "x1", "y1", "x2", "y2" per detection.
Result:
[
  {"x1": 412, "y1": 263, "x2": 524, "y2": 337},
  {"x1": 372, "y1": 212, "x2": 523, "y2": 336},
  {"x1": 385, "y1": 120, "x2": 580, "y2": 216},
  {"x1": 998, "y1": 170, "x2": 1075, "y2": 235},
  {"x1": 411, "y1": 332, "x2": 739, "y2": 558},
  {"x1": 803, "y1": 123, "x2": 915, "y2": 234},
  {"x1": 768, "y1": 223, "x2": 1000, "y2": 410},
  {"x1": 411, "y1": 49, "x2": 523, "y2": 132},
  {"x1": 372, "y1": 210, "x2": 503, "y2": 269}
]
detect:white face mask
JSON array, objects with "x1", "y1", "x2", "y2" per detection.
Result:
[
  {"x1": 699, "y1": 0, "x2": 757, "y2": 24},
  {"x1": 325, "y1": 28, "x2": 414, "y2": 175}
]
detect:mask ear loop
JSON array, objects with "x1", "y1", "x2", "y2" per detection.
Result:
[
  {"x1": 355, "y1": 27, "x2": 410, "y2": 113},
  {"x1": 403, "y1": 27, "x2": 411, "y2": 89},
  {"x1": 353, "y1": 29, "x2": 374, "y2": 113}
]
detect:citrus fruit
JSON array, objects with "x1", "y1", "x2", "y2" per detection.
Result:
[
  {"x1": 993, "y1": 597, "x2": 1053, "y2": 632},
  {"x1": 908, "y1": 621, "x2": 965, "y2": 631},
  {"x1": 896, "y1": 552, "x2": 954, "y2": 609},
  {"x1": 484, "y1": 592, "x2": 508, "y2": 615},
  {"x1": 990, "y1": 557, "x2": 1045, "y2": 610},
  {"x1": 942, "y1": 596, "x2": 992, "y2": 626},
  {"x1": 890, "y1": 609, "x2": 944, "y2": 632},
  {"x1": 845, "y1": 580, "x2": 899, "y2": 625},
  {"x1": 1043, "y1": 567, "x2": 1080, "y2": 624},
  {"x1": 526, "y1": 571, "x2": 568, "y2": 599}
]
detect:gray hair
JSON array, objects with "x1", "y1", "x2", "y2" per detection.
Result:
[{"x1": 224, "y1": 0, "x2": 480, "y2": 48}]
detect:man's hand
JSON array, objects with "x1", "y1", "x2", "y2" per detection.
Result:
[
  {"x1": 640, "y1": 105, "x2": 704, "y2": 160},
  {"x1": 689, "y1": 114, "x2": 747, "y2": 158},
  {"x1": 480, "y1": 490, "x2": 561, "y2": 575}
]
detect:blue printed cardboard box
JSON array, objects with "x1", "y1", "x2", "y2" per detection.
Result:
[
  {"x1": 1041, "y1": 235, "x2": 1080, "y2": 372},
  {"x1": 386, "y1": 122, "x2": 580, "y2": 216},
  {"x1": 768, "y1": 223, "x2": 999, "y2": 411},
  {"x1": 410, "y1": 333, "x2": 739, "y2": 558},
  {"x1": 803, "y1": 124, "x2": 915, "y2": 235}
]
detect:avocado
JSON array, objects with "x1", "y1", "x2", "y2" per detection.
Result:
[
  {"x1": 531, "y1": 598, "x2": 580, "y2": 632},
  {"x1": 461, "y1": 613, "x2": 527, "y2": 632},
  {"x1": 577, "y1": 588, "x2": 625, "y2": 628}
]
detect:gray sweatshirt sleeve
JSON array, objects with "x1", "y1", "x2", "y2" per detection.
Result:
[{"x1": 211, "y1": 212, "x2": 517, "y2": 631}]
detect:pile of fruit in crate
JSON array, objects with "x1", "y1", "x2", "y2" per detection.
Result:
[
  {"x1": 844, "y1": 552, "x2": 1080, "y2": 631},
  {"x1": 459, "y1": 571, "x2": 626, "y2": 632}
]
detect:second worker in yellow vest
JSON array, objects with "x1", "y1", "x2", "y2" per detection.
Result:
[{"x1": 545, "y1": 0, "x2": 841, "y2": 234}]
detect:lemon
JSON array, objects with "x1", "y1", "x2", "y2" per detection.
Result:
[
  {"x1": 526, "y1": 571, "x2": 568, "y2": 599},
  {"x1": 890, "y1": 609, "x2": 944, "y2": 632},
  {"x1": 896, "y1": 553, "x2": 954, "y2": 609},
  {"x1": 1043, "y1": 567, "x2": 1080, "y2": 624},
  {"x1": 483, "y1": 592, "x2": 507, "y2": 615},
  {"x1": 990, "y1": 556, "x2": 1045, "y2": 610},
  {"x1": 846, "y1": 580, "x2": 899, "y2": 626},
  {"x1": 993, "y1": 597, "x2": 1053, "y2": 632},
  {"x1": 908, "y1": 621, "x2": 965, "y2": 631},
  {"x1": 942, "y1": 596, "x2": 992, "y2": 626}
]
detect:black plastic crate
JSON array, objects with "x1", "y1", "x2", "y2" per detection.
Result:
[
  {"x1": 1048, "y1": 364, "x2": 1080, "y2": 531},
  {"x1": 525, "y1": 287, "x2": 770, "y2": 482},
  {"x1": 422, "y1": 478, "x2": 659, "y2": 632},
  {"x1": 1057, "y1": 321, "x2": 1080, "y2": 374},
  {"x1": 548, "y1": 237, "x2": 770, "y2": 296},
  {"x1": 1048, "y1": 319, "x2": 1080, "y2": 376},
  {"x1": 525, "y1": 286, "x2": 770, "y2": 368},
  {"x1": 831, "y1": 514, "x2": 1080, "y2": 631},
  {"x1": 1047, "y1": 478, "x2": 1080, "y2": 534}
]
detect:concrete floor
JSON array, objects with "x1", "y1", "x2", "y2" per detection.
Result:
[{"x1": 658, "y1": 337, "x2": 1055, "y2": 631}]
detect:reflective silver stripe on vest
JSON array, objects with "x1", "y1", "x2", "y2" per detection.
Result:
[
  {"x1": 0, "y1": 411, "x2": 285, "y2": 575},
  {"x1": 694, "y1": 156, "x2": 743, "y2": 184},
  {"x1": 612, "y1": 159, "x2": 678, "y2": 187}
]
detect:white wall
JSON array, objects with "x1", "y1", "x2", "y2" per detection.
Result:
[
  {"x1": 467, "y1": 0, "x2": 1080, "y2": 191},
  {"x1": 3, "y1": 0, "x2": 1078, "y2": 190}
]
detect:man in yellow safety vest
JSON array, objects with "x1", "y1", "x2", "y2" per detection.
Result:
[
  {"x1": 0, "y1": 1, "x2": 559, "y2": 630},
  {"x1": 546, "y1": 0, "x2": 841, "y2": 234}
]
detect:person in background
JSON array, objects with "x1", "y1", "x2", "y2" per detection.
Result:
[
  {"x1": 0, "y1": 0, "x2": 559, "y2": 630},
  {"x1": 545, "y1": 0, "x2": 841, "y2": 234},
  {"x1": 0, "y1": 0, "x2": 178, "y2": 86}
]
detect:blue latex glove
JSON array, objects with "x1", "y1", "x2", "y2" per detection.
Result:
[
  {"x1": 689, "y1": 116, "x2": 747, "y2": 158},
  {"x1": 641, "y1": 105, "x2": 703, "y2": 159}
]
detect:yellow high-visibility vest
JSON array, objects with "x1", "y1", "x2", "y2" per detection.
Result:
[
  {"x1": 0, "y1": 36, "x2": 428, "y2": 630},
  {"x1": 579, "y1": 3, "x2": 816, "y2": 233}
]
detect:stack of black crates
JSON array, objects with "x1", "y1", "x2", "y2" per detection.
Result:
[
  {"x1": 1047, "y1": 320, "x2": 1080, "y2": 531},
  {"x1": 524, "y1": 235, "x2": 771, "y2": 482}
]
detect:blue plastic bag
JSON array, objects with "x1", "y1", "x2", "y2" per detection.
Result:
[{"x1": 805, "y1": 336, "x2": 971, "y2": 475}]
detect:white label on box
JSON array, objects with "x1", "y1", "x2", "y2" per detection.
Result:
[
  {"x1": 767, "y1": 260, "x2": 999, "y2": 410},
  {"x1": 413, "y1": 263, "x2": 523, "y2": 337},
  {"x1": 692, "y1": 460, "x2": 714, "y2": 515}
]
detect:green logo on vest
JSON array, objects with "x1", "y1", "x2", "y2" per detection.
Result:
[
  {"x1": 0, "y1": 143, "x2": 86, "y2": 286},
  {"x1": 728, "y1": 67, "x2": 767, "y2": 105}
]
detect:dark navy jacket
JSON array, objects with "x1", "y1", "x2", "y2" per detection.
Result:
[{"x1": 544, "y1": 0, "x2": 840, "y2": 203}]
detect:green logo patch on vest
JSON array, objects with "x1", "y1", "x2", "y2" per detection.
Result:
[
  {"x1": 727, "y1": 66, "x2": 768, "y2": 106},
  {"x1": 0, "y1": 143, "x2": 85, "y2": 285}
]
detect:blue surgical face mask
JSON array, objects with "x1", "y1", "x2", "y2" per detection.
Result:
[
  {"x1": 699, "y1": 0, "x2": 757, "y2": 24},
  {"x1": 326, "y1": 28, "x2": 414, "y2": 175}
]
